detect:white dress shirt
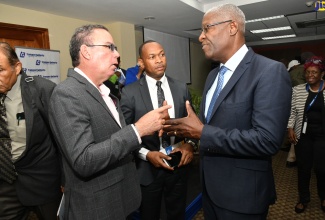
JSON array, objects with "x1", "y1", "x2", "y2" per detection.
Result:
[
  {"x1": 205, "y1": 44, "x2": 249, "y2": 117},
  {"x1": 6, "y1": 75, "x2": 26, "y2": 162},
  {"x1": 138, "y1": 74, "x2": 175, "y2": 160}
]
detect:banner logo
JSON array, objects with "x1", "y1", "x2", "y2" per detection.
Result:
[
  {"x1": 36, "y1": 60, "x2": 41, "y2": 65},
  {"x1": 315, "y1": 1, "x2": 325, "y2": 11},
  {"x1": 20, "y1": 52, "x2": 25, "y2": 58}
]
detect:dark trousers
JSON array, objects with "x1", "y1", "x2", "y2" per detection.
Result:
[
  {"x1": 0, "y1": 180, "x2": 61, "y2": 220},
  {"x1": 295, "y1": 132, "x2": 325, "y2": 203},
  {"x1": 139, "y1": 169, "x2": 187, "y2": 220},
  {"x1": 202, "y1": 185, "x2": 268, "y2": 220}
]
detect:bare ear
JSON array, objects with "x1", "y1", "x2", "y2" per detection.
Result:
[
  {"x1": 138, "y1": 58, "x2": 144, "y2": 67},
  {"x1": 14, "y1": 61, "x2": 22, "y2": 76},
  {"x1": 229, "y1": 21, "x2": 238, "y2": 36},
  {"x1": 80, "y1": 44, "x2": 91, "y2": 60}
]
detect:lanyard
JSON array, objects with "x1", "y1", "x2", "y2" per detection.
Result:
[{"x1": 305, "y1": 80, "x2": 324, "y2": 112}]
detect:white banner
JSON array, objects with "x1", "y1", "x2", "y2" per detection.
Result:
[{"x1": 15, "y1": 47, "x2": 60, "y2": 84}]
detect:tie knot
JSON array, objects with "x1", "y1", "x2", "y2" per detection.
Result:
[
  {"x1": 219, "y1": 66, "x2": 228, "y2": 76},
  {"x1": 156, "y1": 81, "x2": 162, "y2": 88}
]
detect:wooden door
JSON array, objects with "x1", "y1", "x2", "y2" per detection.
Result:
[{"x1": 0, "y1": 22, "x2": 49, "y2": 49}]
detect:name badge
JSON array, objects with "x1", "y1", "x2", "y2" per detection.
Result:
[
  {"x1": 165, "y1": 146, "x2": 173, "y2": 155},
  {"x1": 302, "y1": 121, "x2": 307, "y2": 134}
]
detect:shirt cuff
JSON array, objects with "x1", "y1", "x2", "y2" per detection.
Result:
[
  {"x1": 131, "y1": 124, "x2": 142, "y2": 144},
  {"x1": 138, "y1": 147, "x2": 150, "y2": 161}
]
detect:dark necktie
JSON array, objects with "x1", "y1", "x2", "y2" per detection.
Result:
[
  {"x1": 0, "y1": 94, "x2": 17, "y2": 184},
  {"x1": 156, "y1": 81, "x2": 170, "y2": 148},
  {"x1": 206, "y1": 66, "x2": 228, "y2": 123},
  {"x1": 156, "y1": 81, "x2": 165, "y2": 108}
]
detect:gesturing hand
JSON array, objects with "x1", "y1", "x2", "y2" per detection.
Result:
[
  {"x1": 135, "y1": 104, "x2": 171, "y2": 137},
  {"x1": 163, "y1": 101, "x2": 203, "y2": 139}
]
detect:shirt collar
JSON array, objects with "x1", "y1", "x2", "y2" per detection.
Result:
[
  {"x1": 223, "y1": 44, "x2": 248, "y2": 72},
  {"x1": 74, "y1": 67, "x2": 111, "y2": 95},
  {"x1": 145, "y1": 73, "x2": 167, "y2": 91},
  {"x1": 6, "y1": 74, "x2": 21, "y2": 101}
]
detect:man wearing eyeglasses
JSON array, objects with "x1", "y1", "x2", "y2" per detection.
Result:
[
  {"x1": 49, "y1": 24, "x2": 171, "y2": 220},
  {"x1": 163, "y1": 4, "x2": 292, "y2": 219}
]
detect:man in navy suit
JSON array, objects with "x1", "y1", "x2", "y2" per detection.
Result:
[{"x1": 163, "y1": 4, "x2": 292, "y2": 219}]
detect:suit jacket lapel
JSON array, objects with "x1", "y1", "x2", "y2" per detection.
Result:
[
  {"x1": 205, "y1": 49, "x2": 254, "y2": 123},
  {"x1": 167, "y1": 77, "x2": 180, "y2": 117},
  {"x1": 202, "y1": 68, "x2": 219, "y2": 120},
  {"x1": 68, "y1": 69, "x2": 121, "y2": 127},
  {"x1": 20, "y1": 73, "x2": 33, "y2": 149},
  {"x1": 139, "y1": 77, "x2": 154, "y2": 112}
]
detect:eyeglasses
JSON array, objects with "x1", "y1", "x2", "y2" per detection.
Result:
[
  {"x1": 201, "y1": 20, "x2": 232, "y2": 34},
  {"x1": 305, "y1": 70, "x2": 320, "y2": 76},
  {"x1": 306, "y1": 59, "x2": 322, "y2": 64},
  {"x1": 86, "y1": 43, "x2": 118, "y2": 52}
]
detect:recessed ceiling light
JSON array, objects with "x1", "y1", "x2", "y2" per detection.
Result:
[
  {"x1": 246, "y1": 15, "x2": 285, "y2": 23},
  {"x1": 144, "y1": 16, "x2": 155, "y2": 20},
  {"x1": 250, "y1": 26, "x2": 291, "y2": 33},
  {"x1": 262, "y1": 34, "x2": 296, "y2": 40}
]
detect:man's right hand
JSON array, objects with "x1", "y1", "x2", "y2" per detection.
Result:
[
  {"x1": 146, "y1": 151, "x2": 174, "y2": 171},
  {"x1": 135, "y1": 105, "x2": 171, "y2": 137}
]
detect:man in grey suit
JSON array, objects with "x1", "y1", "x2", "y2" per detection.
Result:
[
  {"x1": 121, "y1": 40, "x2": 195, "y2": 220},
  {"x1": 0, "y1": 42, "x2": 61, "y2": 219},
  {"x1": 163, "y1": 4, "x2": 292, "y2": 219},
  {"x1": 49, "y1": 25, "x2": 170, "y2": 220}
]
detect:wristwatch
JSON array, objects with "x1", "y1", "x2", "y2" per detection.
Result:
[{"x1": 186, "y1": 140, "x2": 198, "y2": 151}]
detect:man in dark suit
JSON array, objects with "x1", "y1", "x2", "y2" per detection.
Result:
[
  {"x1": 163, "y1": 4, "x2": 292, "y2": 219},
  {"x1": 49, "y1": 25, "x2": 170, "y2": 220},
  {"x1": 0, "y1": 42, "x2": 61, "y2": 219},
  {"x1": 120, "y1": 40, "x2": 195, "y2": 220}
]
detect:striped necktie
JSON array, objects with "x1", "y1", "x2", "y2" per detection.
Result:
[
  {"x1": 206, "y1": 66, "x2": 228, "y2": 123},
  {"x1": 0, "y1": 94, "x2": 17, "y2": 184},
  {"x1": 156, "y1": 81, "x2": 169, "y2": 148}
]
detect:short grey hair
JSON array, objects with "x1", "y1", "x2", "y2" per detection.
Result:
[
  {"x1": 69, "y1": 24, "x2": 109, "y2": 67},
  {"x1": 205, "y1": 4, "x2": 246, "y2": 34}
]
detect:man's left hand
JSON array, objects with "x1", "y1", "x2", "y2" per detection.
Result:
[{"x1": 172, "y1": 143, "x2": 194, "y2": 167}]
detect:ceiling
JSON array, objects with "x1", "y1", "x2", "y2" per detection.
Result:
[{"x1": 1, "y1": 0, "x2": 325, "y2": 46}]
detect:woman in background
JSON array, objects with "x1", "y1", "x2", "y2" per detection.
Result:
[{"x1": 287, "y1": 56, "x2": 325, "y2": 213}]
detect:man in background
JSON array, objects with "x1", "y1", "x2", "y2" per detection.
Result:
[
  {"x1": 163, "y1": 4, "x2": 291, "y2": 219},
  {"x1": 0, "y1": 42, "x2": 61, "y2": 220},
  {"x1": 287, "y1": 59, "x2": 300, "y2": 73},
  {"x1": 104, "y1": 57, "x2": 126, "y2": 99},
  {"x1": 121, "y1": 40, "x2": 196, "y2": 220},
  {"x1": 124, "y1": 62, "x2": 145, "y2": 86},
  {"x1": 49, "y1": 24, "x2": 170, "y2": 220}
]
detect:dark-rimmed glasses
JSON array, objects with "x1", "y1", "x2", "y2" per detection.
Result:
[
  {"x1": 86, "y1": 44, "x2": 118, "y2": 52},
  {"x1": 201, "y1": 20, "x2": 232, "y2": 34}
]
